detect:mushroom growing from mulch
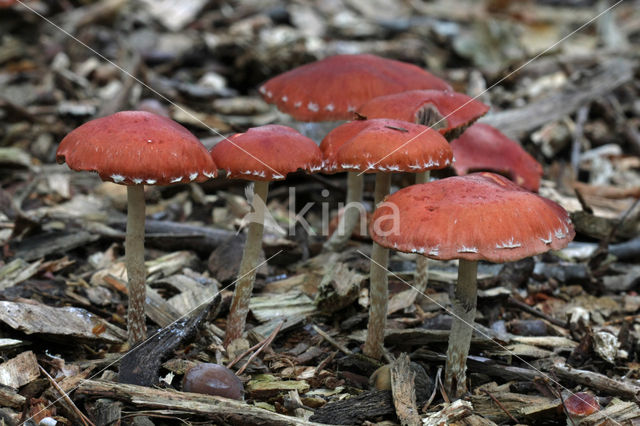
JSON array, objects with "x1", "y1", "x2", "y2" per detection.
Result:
[
  {"x1": 369, "y1": 172, "x2": 574, "y2": 398},
  {"x1": 56, "y1": 111, "x2": 217, "y2": 345},
  {"x1": 210, "y1": 124, "x2": 323, "y2": 346},
  {"x1": 260, "y1": 54, "x2": 452, "y2": 251},
  {"x1": 322, "y1": 118, "x2": 453, "y2": 360},
  {"x1": 564, "y1": 392, "x2": 600, "y2": 423}
]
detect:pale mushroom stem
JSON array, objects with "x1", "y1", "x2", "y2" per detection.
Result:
[
  {"x1": 125, "y1": 184, "x2": 147, "y2": 346},
  {"x1": 324, "y1": 172, "x2": 364, "y2": 251},
  {"x1": 363, "y1": 172, "x2": 392, "y2": 360},
  {"x1": 444, "y1": 259, "x2": 478, "y2": 398},
  {"x1": 224, "y1": 180, "x2": 269, "y2": 346},
  {"x1": 414, "y1": 171, "x2": 430, "y2": 299}
]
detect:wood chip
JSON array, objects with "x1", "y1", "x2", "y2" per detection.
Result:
[
  {"x1": 0, "y1": 351, "x2": 39, "y2": 389},
  {"x1": 390, "y1": 354, "x2": 421, "y2": 426},
  {"x1": 0, "y1": 301, "x2": 126, "y2": 343},
  {"x1": 77, "y1": 379, "x2": 322, "y2": 426}
]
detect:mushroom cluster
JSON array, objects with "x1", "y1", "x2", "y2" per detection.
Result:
[
  {"x1": 260, "y1": 53, "x2": 555, "y2": 398},
  {"x1": 55, "y1": 53, "x2": 566, "y2": 404}
]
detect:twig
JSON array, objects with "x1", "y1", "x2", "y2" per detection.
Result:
[
  {"x1": 39, "y1": 365, "x2": 95, "y2": 426},
  {"x1": 314, "y1": 351, "x2": 338, "y2": 378},
  {"x1": 311, "y1": 324, "x2": 352, "y2": 355},
  {"x1": 227, "y1": 337, "x2": 269, "y2": 369},
  {"x1": 435, "y1": 365, "x2": 450, "y2": 405},
  {"x1": 571, "y1": 105, "x2": 590, "y2": 180},
  {"x1": 508, "y1": 297, "x2": 566, "y2": 328},
  {"x1": 483, "y1": 389, "x2": 519, "y2": 423},
  {"x1": 422, "y1": 367, "x2": 440, "y2": 411},
  {"x1": 237, "y1": 320, "x2": 284, "y2": 375}
]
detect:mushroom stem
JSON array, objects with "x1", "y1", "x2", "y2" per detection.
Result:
[
  {"x1": 224, "y1": 180, "x2": 270, "y2": 346},
  {"x1": 363, "y1": 172, "x2": 392, "y2": 360},
  {"x1": 125, "y1": 184, "x2": 147, "y2": 346},
  {"x1": 414, "y1": 171, "x2": 430, "y2": 299},
  {"x1": 324, "y1": 172, "x2": 364, "y2": 251},
  {"x1": 444, "y1": 259, "x2": 478, "y2": 398}
]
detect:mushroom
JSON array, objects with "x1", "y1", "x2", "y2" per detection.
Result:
[
  {"x1": 182, "y1": 363, "x2": 244, "y2": 400},
  {"x1": 369, "y1": 172, "x2": 574, "y2": 397},
  {"x1": 564, "y1": 392, "x2": 600, "y2": 423},
  {"x1": 56, "y1": 111, "x2": 216, "y2": 345},
  {"x1": 210, "y1": 125, "x2": 323, "y2": 346},
  {"x1": 450, "y1": 123, "x2": 544, "y2": 192},
  {"x1": 261, "y1": 55, "x2": 452, "y2": 251},
  {"x1": 259, "y1": 54, "x2": 452, "y2": 122},
  {"x1": 323, "y1": 118, "x2": 453, "y2": 360},
  {"x1": 357, "y1": 89, "x2": 489, "y2": 141},
  {"x1": 357, "y1": 90, "x2": 490, "y2": 301},
  {"x1": 319, "y1": 120, "x2": 371, "y2": 247}
]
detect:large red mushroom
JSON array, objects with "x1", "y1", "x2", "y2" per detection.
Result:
[
  {"x1": 370, "y1": 173, "x2": 574, "y2": 397},
  {"x1": 56, "y1": 111, "x2": 216, "y2": 345},
  {"x1": 210, "y1": 125, "x2": 323, "y2": 346},
  {"x1": 259, "y1": 54, "x2": 452, "y2": 122}
]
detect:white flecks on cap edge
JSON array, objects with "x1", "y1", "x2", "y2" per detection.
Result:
[
  {"x1": 495, "y1": 238, "x2": 522, "y2": 249},
  {"x1": 457, "y1": 246, "x2": 479, "y2": 253}
]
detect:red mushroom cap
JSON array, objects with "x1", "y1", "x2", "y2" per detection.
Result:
[
  {"x1": 369, "y1": 172, "x2": 574, "y2": 263},
  {"x1": 319, "y1": 119, "x2": 371, "y2": 166},
  {"x1": 321, "y1": 119, "x2": 452, "y2": 174},
  {"x1": 565, "y1": 392, "x2": 600, "y2": 418},
  {"x1": 451, "y1": 123, "x2": 543, "y2": 192},
  {"x1": 259, "y1": 54, "x2": 452, "y2": 122},
  {"x1": 210, "y1": 124, "x2": 323, "y2": 181},
  {"x1": 56, "y1": 111, "x2": 217, "y2": 185},
  {"x1": 357, "y1": 90, "x2": 489, "y2": 139}
]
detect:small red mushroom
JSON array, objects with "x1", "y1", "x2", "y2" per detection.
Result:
[
  {"x1": 369, "y1": 173, "x2": 574, "y2": 397},
  {"x1": 357, "y1": 90, "x2": 489, "y2": 140},
  {"x1": 56, "y1": 111, "x2": 216, "y2": 345},
  {"x1": 182, "y1": 363, "x2": 244, "y2": 400},
  {"x1": 210, "y1": 125, "x2": 323, "y2": 346},
  {"x1": 259, "y1": 54, "x2": 452, "y2": 122},
  {"x1": 451, "y1": 123, "x2": 543, "y2": 192},
  {"x1": 322, "y1": 118, "x2": 453, "y2": 360},
  {"x1": 565, "y1": 392, "x2": 600, "y2": 422}
]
